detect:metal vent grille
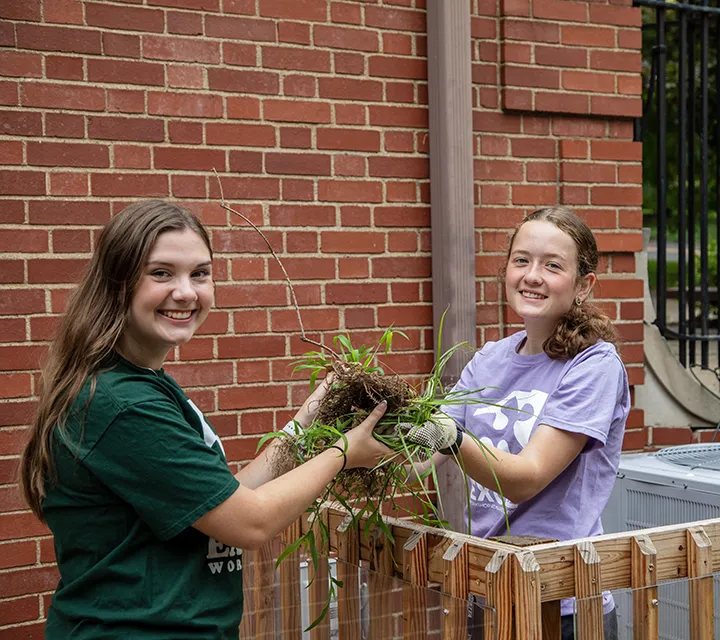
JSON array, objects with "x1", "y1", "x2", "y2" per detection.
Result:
[{"x1": 655, "y1": 443, "x2": 720, "y2": 471}]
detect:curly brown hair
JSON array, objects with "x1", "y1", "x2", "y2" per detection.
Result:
[{"x1": 505, "y1": 206, "x2": 617, "y2": 360}]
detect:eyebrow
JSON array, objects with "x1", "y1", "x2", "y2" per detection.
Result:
[
  {"x1": 147, "y1": 260, "x2": 213, "y2": 268},
  {"x1": 510, "y1": 250, "x2": 568, "y2": 261}
]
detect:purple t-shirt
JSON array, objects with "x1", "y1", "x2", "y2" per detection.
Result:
[{"x1": 445, "y1": 331, "x2": 630, "y2": 614}]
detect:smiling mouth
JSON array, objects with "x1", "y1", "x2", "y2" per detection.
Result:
[
  {"x1": 520, "y1": 291, "x2": 547, "y2": 300},
  {"x1": 158, "y1": 310, "x2": 195, "y2": 320}
]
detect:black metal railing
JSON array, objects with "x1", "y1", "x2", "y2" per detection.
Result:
[{"x1": 636, "y1": 0, "x2": 719, "y2": 371}]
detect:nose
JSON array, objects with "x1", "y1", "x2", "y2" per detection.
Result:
[
  {"x1": 523, "y1": 262, "x2": 543, "y2": 285},
  {"x1": 172, "y1": 276, "x2": 198, "y2": 302}
]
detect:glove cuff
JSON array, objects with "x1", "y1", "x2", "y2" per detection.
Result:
[{"x1": 438, "y1": 425, "x2": 463, "y2": 456}]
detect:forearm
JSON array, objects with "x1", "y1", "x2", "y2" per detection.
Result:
[
  {"x1": 236, "y1": 438, "x2": 289, "y2": 490},
  {"x1": 455, "y1": 438, "x2": 540, "y2": 504}
]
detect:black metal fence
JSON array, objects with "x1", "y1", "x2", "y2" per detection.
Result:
[{"x1": 637, "y1": 0, "x2": 720, "y2": 371}]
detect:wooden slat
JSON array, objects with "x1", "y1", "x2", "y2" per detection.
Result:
[
  {"x1": 308, "y1": 512, "x2": 330, "y2": 640},
  {"x1": 280, "y1": 519, "x2": 303, "y2": 640},
  {"x1": 442, "y1": 539, "x2": 469, "y2": 640},
  {"x1": 686, "y1": 526, "x2": 713, "y2": 640},
  {"x1": 239, "y1": 548, "x2": 255, "y2": 639},
  {"x1": 631, "y1": 535, "x2": 658, "y2": 640},
  {"x1": 254, "y1": 540, "x2": 277, "y2": 640},
  {"x1": 513, "y1": 550, "x2": 542, "y2": 640},
  {"x1": 485, "y1": 549, "x2": 512, "y2": 640},
  {"x1": 573, "y1": 541, "x2": 604, "y2": 640},
  {"x1": 528, "y1": 517, "x2": 720, "y2": 601},
  {"x1": 368, "y1": 525, "x2": 395, "y2": 640},
  {"x1": 336, "y1": 515, "x2": 361, "y2": 640},
  {"x1": 402, "y1": 530, "x2": 428, "y2": 640},
  {"x1": 541, "y1": 600, "x2": 561, "y2": 640}
]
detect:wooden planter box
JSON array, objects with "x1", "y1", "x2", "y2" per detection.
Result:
[{"x1": 240, "y1": 506, "x2": 720, "y2": 639}]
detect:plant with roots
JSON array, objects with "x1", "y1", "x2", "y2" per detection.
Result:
[{"x1": 213, "y1": 172, "x2": 511, "y2": 629}]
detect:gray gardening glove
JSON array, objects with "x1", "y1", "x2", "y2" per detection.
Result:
[{"x1": 378, "y1": 415, "x2": 463, "y2": 455}]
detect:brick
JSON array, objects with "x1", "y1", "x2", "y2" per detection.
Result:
[
  {"x1": 512, "y1": 184, "x2": 556, "y2": 205},
  {"x1": 265, "y1": 152, "x2": 331, "y2": 176},
  {"x1": 148, "y1": 92, "x2": 223, "y2": 117},
  {"x1": 511, "y1": 137, "x2": 555, "y2": 158},
  {"x1": 46, "y1": 55, "x2": 84, "y2": 80},
  {"x1": 45, "y1": 112, "x2": 85, "y2": 138},
  {"x1": 27, "y1": 258, "x2": 85, "y2": 284},
  {"x1": 278, "y1": 21, "x2": 311, "y2": 45},
  {"x1": 0, "y1": 318, "x2": 25, "y2": 342},
  {"x1": 27, "y1": 141, "x2": 109, "y2": 168},
  {"x1": 264, "y1": 99, "x2": 330, "y2": 123},
  {"x1": 535, "y1": 45, "x2": 588, "y2": 69},
  {"x1": 165, "y1": 362, "x2": 233, "y2": 388},
  {"x1": 0, "y1": 230, "x2": 47, "y2": 253},
  {"x1": 262, "y1": 45, "x2": 330, "y2": 72},
  {"x1": 331, "y1": 2, "x2": 362, "y2": 25},
  {"x1": 88, "y1": 116, "x2": 161, "y2": 145},
  {"x1": 1, "y1": 111, "x2": 42, "y2": 136},
  {"x1": 0, "y1": 564, "x2": 59, "y2": 598},
  {"x1": 86, "y1": 2, "x2": 165, "y2": 32},
  {"x1": 208, "y1": 68, "x2": 279, "y2": 95},
  {"x1": 206, "y1": 123, "x2": 275, "y2": 146},
  {"x1": 618, "y1": 29, "x2": 641, "y2": 50},
  {"x1": 16, "y1": 23, "x2": 101, "y2": 54},
  {"x1": 115, "y1": 145, "x2": 152, "y2": 169},
  {"x1": 562, "y1": 70, "x2": 615, "y2": 93},
  {"x1": 503, "y1": 65, "x2": 559, "y2": 90},
  {"x1": 108, "y1": 89, "x2": 144, "y2": 114},
  {"x1": 216, "y1": 284, "x2": 287, "y2": 308},
  {"x1": 319, "y1": 77, "x2": 383, "y2": 102},
  {"x1": 334, "y1": 154, "x2": 365, "y2": 177},
  {"x1": 589, "y1": 4, "x2": 640, "y2": 27},
  {"x1": 322, "y1": 231, "x2": 384, "y2": 253},
  {"x1": 326, "y1": 283, "x2": 388, "y2": 304},
  {"x1": 0, "y1": 51, "x2": 42, "y2": 78},
  {"x1": 208, "y1": 176, "x2": 280, "y2": 200},
  {"x1": 28, "y1": 199, "x2": 110, "y2": 225},
  {"x1": 383, "y1": 33, "x2": 412, "y2": 55},
  {"x1": 91, "y1": 173, "x2": 168, "y2": 197},
  {"x1": 535, "y1": 91, "x2": 589, "y2": 115},
  {"x1": 88, "y1": 59, "x2": 164, "y2": 86},
  {"x1": 372, "y1": 256, "x2": 430, "y2": 278},
  {"x1": 259, "y1": 0, "x2": 327, "y2": 21},
  {"x1": 0, "y1": 81, "x2": 19, "y2": 106},
  {"x1": 0, "y1": 21, "x2": 14, "y2": 46},
  {"x1": 369, "y1": 56, "x2": 426, "y2": 80},
  {"x1": 561, "y1": 25, "x2": 615, "y2": 48},
  {"x1": 143, "y1": 35, "x2": 220, "y2": 63},
  {"x1": 269, "y1": 256, "x2": 334, "y2": 280},
  {"x1": 167, "y1": 10, "x2": 203, "y2": 34},
  {"x1": 223, "y1": 42, "x2": 257, "y2": 67},
  {"x1": 102, "y1": 32, "x2": 141, "y2": 58},
  {"x1": 533, "y1": 0, "x2": 587, "y2": 22},
  {"x1": 168, "y1": 120, "x2": 203, "y2": 144},
  {"x1": 590, "y1": 50, "x2": 641, "y2": 73},
  {"x1": 369, "y1": 157, "x2": 427, "y2": 179},
  {"x1": 0, "y1": 140, "x2": 22, "y2": 164},
  {"x1": 334, "y1": 51, "x2": 365, "y2": 75},
  {"x1": 154, "y1": 146, "x2": 226, "y2": 171},
  {"x1": 560, "y1": 161, "x2": 616, "y2": 184},
  {"x1": 365, "y1": 6, "x2": 425, "y2": 32},
  {"x1": 474, "y1": 159, "x2": 523, "y2": 182},
  {"x1": 52, "y1": 227, "x2": 91, "y2": 251},
  {"x1": 502, "y1": 19, "x2": 559, "y2": 43},
  {"x1": 205, "y1": 15, "x2": 277, "y2": 41},
  {"x1": 227, "y1": 150, "x2": 263, "y2": 172},
  {"x1": 226, "y1": 96, "x2": 261, "y2": 120},
  {"x1": 0, "y1": 0, "x2": 41, "y2": 20},
  {"x1": 283, "y1": 75, "x2": 315, "y2": 97},
  {"x1": 369, "y1": 105, "x2": 427, "y2": 128},
  {"x1": 0, "y1": 171, "x2": 45, "y2": 195},
  {"x1": 501, "y1": 0, "x2": 530, "y2": 16},
  {"x1": 147, "y1": 0, "x2": 220, "y2": 9},
  {"x1": 314, "y1": 25, "x2": 379, "y2": 52},
  {"x1": 268, "y1": 204, "x2": 335, "y2": 226},
  {"x1": 318, "y1": 179, "x2": 382, "y2": 203},
  {"x1": 591, "y1": 140, "x2": 642, "y2": 161}
]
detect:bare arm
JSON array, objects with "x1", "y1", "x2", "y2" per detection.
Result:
[
  {"x1": 454, "y1": 424, "x2": 588, "y2": 503},
  {"x1": 193, "y1": 402, "x2": 390, "y2": 550}
]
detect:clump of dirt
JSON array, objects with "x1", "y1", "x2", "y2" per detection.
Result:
[{"x1": 270, "y1": 360, "x2": 416, "y2": 484}]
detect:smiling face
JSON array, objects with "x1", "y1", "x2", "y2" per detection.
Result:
[
  {"x1": 117, "y1": 228, "x2": 214, "y2": 369},
  {"x1": 505, "y1": 220, "x2": 595, "y2": 338}
]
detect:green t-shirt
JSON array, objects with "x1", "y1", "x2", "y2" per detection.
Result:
[{"x1": 42, "y1": 353, "x2": 243, "y2": 639}]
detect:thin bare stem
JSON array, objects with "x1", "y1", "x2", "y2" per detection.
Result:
[{"x1": 212, "y1": 169, "x2": 339, "y2": 359}]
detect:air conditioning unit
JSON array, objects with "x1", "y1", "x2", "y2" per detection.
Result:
[{"x1": 601, "y1": 443, "x2": 720, "y2": 640}]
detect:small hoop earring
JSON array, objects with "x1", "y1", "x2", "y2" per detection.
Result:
[{"x1": 575, "y1": 296, "x2": 583, "y2": 306}]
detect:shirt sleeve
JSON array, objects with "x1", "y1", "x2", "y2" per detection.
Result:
[
  {"x1": 83, "y1": 399, "x2": 240, "y2": 541},
  {"x1": 537, "y1": 349, "x2": 629, "y2": 448}
]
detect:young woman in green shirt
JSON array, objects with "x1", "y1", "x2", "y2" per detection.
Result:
[{"x1": 20, "y1": 200, "x2": 391, "y2": 639}]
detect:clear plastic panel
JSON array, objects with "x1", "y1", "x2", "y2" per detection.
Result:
[
  {"x1": 574, "y1": 573, "x2": 720, "y2": 640},
  {"x1": 239, "y1": 540, "x2": 496, "y2": 639}
]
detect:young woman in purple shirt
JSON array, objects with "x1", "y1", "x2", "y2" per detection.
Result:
[{"x1": 414, "y1": 206, "x2": 629, "y2": 639}]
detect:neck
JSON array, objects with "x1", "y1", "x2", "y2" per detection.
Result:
[
  {"x1": 518, "y1": 320, "x2": 554, "y2": 355},
  {"x1": 115, "y1": 336, "x2": 169, "y2": 370}
]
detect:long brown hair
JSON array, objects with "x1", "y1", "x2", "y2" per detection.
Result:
[
  {"x1": 505, "y1": 206, "x2": 617, "y2": 359},
  {"x1": 20, "y1": 200, "x2": 212, "y2": 522}
]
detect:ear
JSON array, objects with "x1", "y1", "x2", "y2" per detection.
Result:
[{"x1": 576, "y1": 272, "x2": 596, "y2": 303}]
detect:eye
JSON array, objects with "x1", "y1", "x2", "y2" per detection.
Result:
[
  {"x1": 151, "y1": 269, "x2": 171, "y2": 278},
  {"x1": 547, "y1": 262, "x2": 562, "y2": 270},
  {"x1": 192, "y1": 269, "x2": 212, "y2": 279},
  {"x1": 513, "y1": 257, "x2": 528, "y2": 265}
]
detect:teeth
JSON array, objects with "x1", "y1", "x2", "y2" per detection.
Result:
[
  {"x1": 162, "y1": 311, "x2": 193, "y2": 320},
  {"x1": 522, "y1": 292, "x2": 545, "y2": 299}
]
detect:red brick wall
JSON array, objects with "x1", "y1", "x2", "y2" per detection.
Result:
[{"x1": 0, "y1": 0, "x2": 651, "y2": 634}]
